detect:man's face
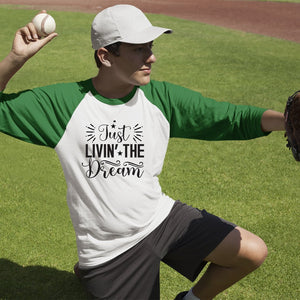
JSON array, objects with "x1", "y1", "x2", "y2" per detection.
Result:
[{"x1": 110, "y1": 41, "x2": 156, "y2": 87}]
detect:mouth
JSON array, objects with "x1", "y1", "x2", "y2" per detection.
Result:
[{"x1": 140, "y1": 68, "x2": 151, "y2": 75}]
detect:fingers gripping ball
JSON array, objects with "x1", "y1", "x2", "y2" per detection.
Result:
[{"x1": 32, "y1": 13, "x2": 56, "y2": 37}]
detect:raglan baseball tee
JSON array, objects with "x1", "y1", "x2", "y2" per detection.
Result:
[{"x1": 0, "y1": 79, "x2": 268, "y2": 268}]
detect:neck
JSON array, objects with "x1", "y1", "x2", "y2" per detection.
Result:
[{"x1": 92, "y1": 71, "x2": 135, "y2": 99}]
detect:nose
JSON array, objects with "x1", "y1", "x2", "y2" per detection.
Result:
[{"x1": 146, "y1": 51, "x2": 156, "y2": 64}]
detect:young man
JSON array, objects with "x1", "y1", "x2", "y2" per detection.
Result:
[{"x1": 0, "y1": 5, "x2": 285, "y2": 300}]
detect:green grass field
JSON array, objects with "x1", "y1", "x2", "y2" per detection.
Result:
[{"x1": 0, "y1": 5, "x2": 299, "y2": 300}]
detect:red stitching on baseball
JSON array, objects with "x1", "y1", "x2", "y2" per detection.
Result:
[{"x1": 41, "y1": 14, "x2": 49, "y2": 36}]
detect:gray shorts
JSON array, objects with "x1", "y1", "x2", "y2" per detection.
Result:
[{"x1": 79, "y1": 201, "x2": 236, "y2": 300}]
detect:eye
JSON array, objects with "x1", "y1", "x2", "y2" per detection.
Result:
[
  {"x1": 135, "y1": 47, "x2": 144, "y2": 52},
  {"x1": 133, "y1": 43, "x2": 154, "y2": 53}
]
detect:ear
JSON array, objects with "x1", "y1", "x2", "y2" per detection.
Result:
[{"x1": 97, "y1": 48, "x2": 112, "y2": 67}]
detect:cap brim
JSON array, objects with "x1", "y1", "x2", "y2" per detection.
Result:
[{"x1": 119, "y1": 26, "x2": 172, "y2": 44}]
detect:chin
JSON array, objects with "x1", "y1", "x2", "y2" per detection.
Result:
[{"x1": 137, "y1": 76, "x2": 151, "y2": 86}]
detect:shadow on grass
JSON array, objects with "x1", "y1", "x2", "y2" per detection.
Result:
[{"x1": 0, "y1": 259, "x2": 87, "y2": 299}]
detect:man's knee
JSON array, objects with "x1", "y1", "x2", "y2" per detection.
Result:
[
  {"x1": 205, "y1": 226, "x2": 268, "y2": 271},
  {"x1": 231, "y1": 227, "x2": 268, "y2": 273},
  {"x1": 241, "y1": 232, "x2": 268, "y2": 270}
]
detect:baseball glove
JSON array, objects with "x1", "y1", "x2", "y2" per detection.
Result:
[{"x1": 284, "y1": 90, "x2": 300, "y2": 161}]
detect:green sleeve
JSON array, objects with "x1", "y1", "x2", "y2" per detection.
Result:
[
  {"x1": 142, "y1": 81, "x2": 269, "y2": 141},
  {"x1": 0, "y1": 80, "x2": 89, "y2": 148}
]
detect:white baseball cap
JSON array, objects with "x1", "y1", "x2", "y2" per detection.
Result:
[{"x1": 91, "y1": 4, "x2": 172, "y2": 50}]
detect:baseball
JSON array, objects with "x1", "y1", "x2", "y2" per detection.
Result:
[{"x1": 32, "y1": 13, "x2": 56, "y2": 37}]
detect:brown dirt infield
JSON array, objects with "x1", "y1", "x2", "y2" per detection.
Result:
[{"x1": 1, "y1": 0, "x2": 299, "y2": 43}]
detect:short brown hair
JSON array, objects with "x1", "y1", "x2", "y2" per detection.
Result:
[{"x1": 94, "y1": 42, "x2": 121, "y2": 68}]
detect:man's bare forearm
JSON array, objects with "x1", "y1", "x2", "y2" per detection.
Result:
[
  {"x1": 261, "y1": 109, "x2": 285, "y2": 132},
  {"x1": 0, "y1": 52, "x2": 27, "y2": 91},
  {"x1": 0, "y1": 13, "x2": 57, "y2": 91}
]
